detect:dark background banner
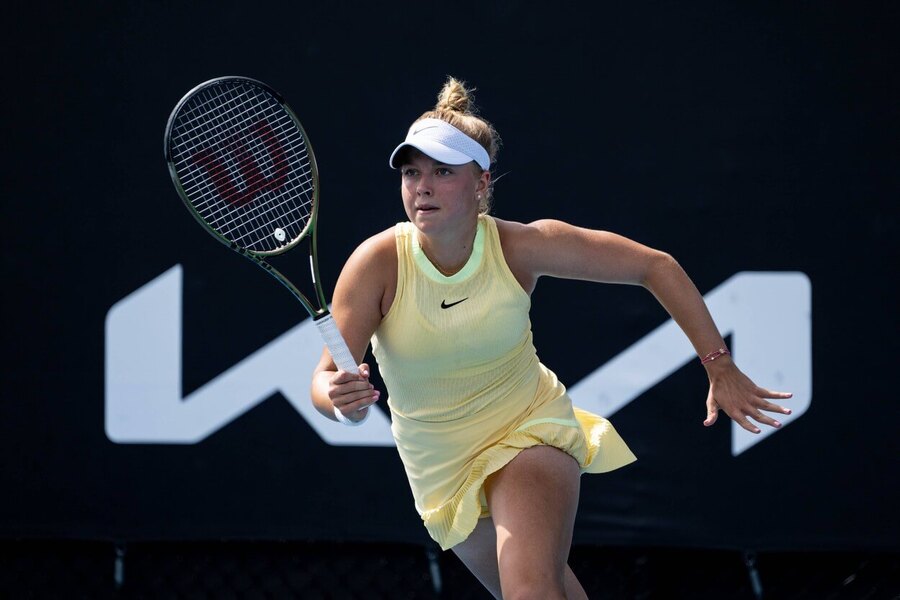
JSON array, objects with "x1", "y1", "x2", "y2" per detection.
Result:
[{"x1": 3, "y1": 2, "x2": 896, "y2": 552}]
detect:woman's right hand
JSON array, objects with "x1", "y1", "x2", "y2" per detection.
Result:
[{"x1": 329, "y1": 362, "x2": 380, "y2": 423}]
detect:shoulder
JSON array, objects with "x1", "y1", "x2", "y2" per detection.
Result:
[
  {"x1": 353, "y1": 226, "x2": 397, "y2": 259},
  {"x1": 343, "y1": 226, "x2": 397, "y2": 280},
  {"x1": 336, "y1": 226, "x2": 399, "y2": 317},
  {"x1": 493, "y1": 217, "x2": 563, "y2": 244},
  {"x1": 493, "y1": 217, "x2": 572, "y2": 261},
  {"x1": 491, "y1": 217, "x2": 550, "y2": 293}
]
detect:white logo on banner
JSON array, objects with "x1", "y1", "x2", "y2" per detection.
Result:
[{"x1": 105, "y1": 267, "x2": 811, "y2": 455}]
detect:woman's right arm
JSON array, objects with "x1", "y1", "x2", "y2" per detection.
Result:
[{"x1": 310, "y1": 228, "x2": 397, "y2": 423}]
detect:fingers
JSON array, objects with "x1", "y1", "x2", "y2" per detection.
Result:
[
  {"x1": 733, "y1": 416, "x2": 761, "y2": 434},
  {"x1": 722, "y1": 398, "x2": 789, "y2": 434},
  {"x1": 749, "y1": 410, "x2": 781, "y2": 430},
  {"x1": 748, "y1": 393, "x2": 791, "y2": 429},
  {"x1": 703, "y1": 390, "x2": 719, "y2": 427},
  {"x1": 758, "y1": 399, "x2": 793, "y2": 416},
  {"x1": 705, "y1": 367, "x2": 793, "y2": 432},
  {"x1": 757, "y1": 388, "x2": 794, "y2": 408},
  {"x1": 333, "y1": 388, "x2": 381, "y2": 426},
  {"x1": 752, "y1": 385, "x2": 792, "y2": 418},
  {"x1": 726, "y1": 402, "x2": 784, "y2": 434},
  {"x1": 706, "y1": 390, "x2": 792, "y2": 433},
  {"x1": 332, "y1": 362, "x2": 371, "y2": 385},
  {"x1": 330, "y1": 379, "x2": 378, "y2": 404},
  {"x1": 330, "y1": 362, "x2": 380, "y2": 419},
  {"x1": 757, "y1": 389, "x2": 793, "y2": 416},
  {"x1": 757, "y1": 386, "x2": 792, "y2": 398},
  {"x1": 333, "y1": 386, "x2": 380, "y2": 409},
  {"x1": 336, "y1": 389, "x2": 381, "y2": 414}
]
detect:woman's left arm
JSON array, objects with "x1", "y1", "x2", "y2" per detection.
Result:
[
  {"x1": 640, "y1": 250, "x2": 792, "y2": 433},
  {"x1": 503, "y1": 218, "x2": 792, "y2": 433}
]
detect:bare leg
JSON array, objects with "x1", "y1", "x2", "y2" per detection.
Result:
[
  {"x1": 488, "y1": 445, "x2": 587, "y2": 599},
  {"x1": 453, "y1": 515, "x2": 588, "y2": 599}
]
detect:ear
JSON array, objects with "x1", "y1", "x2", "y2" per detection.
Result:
[{"x1": 475, "y1": 168, "x2": 491, "y2": 194}]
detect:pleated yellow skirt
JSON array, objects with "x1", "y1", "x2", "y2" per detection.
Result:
[{"x1": 389, "y1": 364, "x2": 636, "y2": 551}]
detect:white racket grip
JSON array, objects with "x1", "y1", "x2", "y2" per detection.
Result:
[{"x1": 314, "y1": 314, "x2": 359, "y2": 374}]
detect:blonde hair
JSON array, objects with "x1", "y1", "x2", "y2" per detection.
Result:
[{"x1": 416, "y1": 77, "x2": 500, "y2": 213}]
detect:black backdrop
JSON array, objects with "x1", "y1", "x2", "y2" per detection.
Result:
[{"x1": 3, "y1": 1, "x2": 897, "y2": 552}]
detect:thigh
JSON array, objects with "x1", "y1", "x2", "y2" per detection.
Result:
[{"x1": 485, "y1": 445, "x2": 581, "y2": 593}]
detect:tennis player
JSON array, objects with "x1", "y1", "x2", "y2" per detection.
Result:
[{"x1": 311, "y1": 78, "x2": 792, "y2": 599}]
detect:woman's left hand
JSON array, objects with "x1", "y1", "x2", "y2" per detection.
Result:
[{"x1": 703, "y1": 357, "x2": 793, "y2": 433}]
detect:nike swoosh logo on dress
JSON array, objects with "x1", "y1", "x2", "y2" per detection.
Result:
[{"x1": 441, "y1": 298, "x2": 468, "y2": 309}]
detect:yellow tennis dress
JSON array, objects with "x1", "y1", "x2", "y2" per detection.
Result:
[{"x1": 371, "y1": 215, "x2": 636, "y2": 550}]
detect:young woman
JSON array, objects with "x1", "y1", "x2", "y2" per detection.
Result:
[{"x1": 311, "y1": 78, "x2": 792, "y2": 599}]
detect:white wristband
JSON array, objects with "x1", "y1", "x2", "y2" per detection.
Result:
[{"x1": 333, "y1": 404, "x2": 371, "y2": 426}]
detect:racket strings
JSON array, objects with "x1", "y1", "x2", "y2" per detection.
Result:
[
  {"x1": 174, "y1": 87, "x2": 312, "y2": 244},
  {"x1": 175, "y1": 90, "x2": 284, "y2": 202},
  {"x1": 185, "y1": 112, "x2": 311, "y2": 237},
  {"x1": 170, "y1": 81, "x2": 315, "y2": 253},
  {"x1": 176, "y1": 93, "x2": 296, "y2": 198},
  {"x1": 174, "y1": 99, "x2": 310, "y2": 248}
]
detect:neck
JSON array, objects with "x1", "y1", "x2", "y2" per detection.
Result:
[{"x1": 417, "y1": 217, "x2": 479, "y2": 276}]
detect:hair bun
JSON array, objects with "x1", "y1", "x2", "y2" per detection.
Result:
[{"x1": 435, "y1": 77, "x2": 473, "y2": 114}]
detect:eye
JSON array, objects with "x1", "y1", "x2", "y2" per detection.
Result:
[
  {"x1": 402, "y1": 167, "x2": 418, "y2": 177},
  {"x1": 436, "y1": 167, "x2": 453, "y2": 176}
]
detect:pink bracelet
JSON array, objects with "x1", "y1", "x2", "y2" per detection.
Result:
[{"x1": 700, "y1": 348, "x2": 731, "y2": 365}]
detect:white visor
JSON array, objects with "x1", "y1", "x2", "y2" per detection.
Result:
[{"x1": 389, "y1": 118, "x2": 490, "y2": 171}]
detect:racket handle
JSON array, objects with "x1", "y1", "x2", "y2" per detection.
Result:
[{"x1": 314, "y1": 314, "x2": 360, "y2": 374}]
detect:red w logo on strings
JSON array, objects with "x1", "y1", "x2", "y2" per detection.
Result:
[{"x1": 191, "y1": 121, "x2": 289, "y2": 207}]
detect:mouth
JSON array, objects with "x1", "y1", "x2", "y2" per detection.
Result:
[{"x1": 415, "y1": 204, "x2": 439, "y2": 213}]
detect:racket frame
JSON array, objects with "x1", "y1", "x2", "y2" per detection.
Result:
[
  {"x1": 164, "y1": 76, "x2": 330, "y2": 321},
  {"x1": 165, "y1": 77, "x2": 363, "y2": 379}
]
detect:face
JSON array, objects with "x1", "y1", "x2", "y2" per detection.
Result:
[{"x1": 399, "y1": 149, "x2": 490, "y2": 236}]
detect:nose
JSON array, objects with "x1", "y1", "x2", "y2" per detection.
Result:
[{"x1": 416, "y1": 173, "x2": 432, "y2": 197}]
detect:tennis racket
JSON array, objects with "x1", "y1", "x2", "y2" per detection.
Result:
[{"x1": 164, "y1": 76, "x2": 358, "y2": 375}]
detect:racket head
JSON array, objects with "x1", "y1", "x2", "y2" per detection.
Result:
[{"x1": 165, "y1": 77, "x2": 320, "y2": 257}]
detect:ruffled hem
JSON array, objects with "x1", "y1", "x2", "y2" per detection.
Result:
[{"x1": 421, "y1": 408, "x2": 636, "y2": 550}]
